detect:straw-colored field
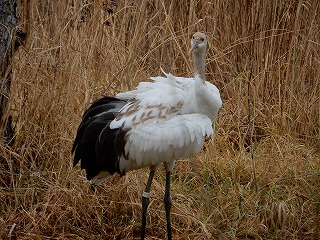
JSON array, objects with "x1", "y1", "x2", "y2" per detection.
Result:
[{"x1": 1, "y1": 0, "x2": 319, "y2": 239}]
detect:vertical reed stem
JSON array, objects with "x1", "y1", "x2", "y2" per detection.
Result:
[{"x1": 248, "y1": 0, "x2": 261, "y2": 193}]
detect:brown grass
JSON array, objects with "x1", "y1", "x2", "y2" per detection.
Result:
[{"x1": 1, "y1": 0, "x2": 319, "y2": 239}]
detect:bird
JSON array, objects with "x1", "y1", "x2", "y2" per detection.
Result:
[{"x1": 72, "y1": 32, "x2": 222, "y2": 240}]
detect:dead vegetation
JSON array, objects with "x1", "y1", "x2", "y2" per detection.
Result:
[{"x1": 1, "y1": 0, "x2": 319, "y2": 239}]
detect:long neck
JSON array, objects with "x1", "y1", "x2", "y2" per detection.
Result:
[{"x1": 193, "y1": 50, "x2": 206, "y2": 82}]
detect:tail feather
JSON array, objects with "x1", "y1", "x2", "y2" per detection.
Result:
[{"x1": 72, "y1": 96, "x2": 127, "y2": 181}]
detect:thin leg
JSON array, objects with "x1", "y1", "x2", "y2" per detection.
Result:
[
  {"x1": 164, "y1": 171, "x2": 172, "y2": 240},
  {"x1": 141, "y1": 169, "x2": 155, "y2": 240}
]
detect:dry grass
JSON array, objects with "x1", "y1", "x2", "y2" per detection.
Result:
[{"x1": 1, "y1": 0, "x2": 319, "y2": 239}]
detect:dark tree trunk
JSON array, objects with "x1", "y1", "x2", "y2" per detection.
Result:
[{"x1": 0, "y1": 0, "x2": 26, "y2": 145}]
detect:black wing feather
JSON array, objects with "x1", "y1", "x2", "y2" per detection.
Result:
[
  {"x1": 72, "y1": 96, "x2": 125, "y2": 153},
  {"x1": 72, "y1": 96, "x2": 128, "y2": 180}
]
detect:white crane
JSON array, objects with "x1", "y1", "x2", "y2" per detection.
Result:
[{"x1": 72, "y1": 32, "x2": 222, "y2": 240}]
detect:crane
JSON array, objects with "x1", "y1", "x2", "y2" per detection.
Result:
[{"x1": 72, "y1": 32, "x2": 222, "y2": 240}]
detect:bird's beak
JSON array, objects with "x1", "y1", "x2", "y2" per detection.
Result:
[{"x1": 189, "y1": 42, "x2": 198, "y2": 53}]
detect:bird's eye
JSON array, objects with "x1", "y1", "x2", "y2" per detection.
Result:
[
  {"x1": 192, "y1": 36, "x2": 195, "y2": 39},
  {"x1": 200, "y1": 37, "x2": 204, "y2": 41}
]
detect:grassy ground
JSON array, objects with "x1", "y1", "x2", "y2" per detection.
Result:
[{"x1": 1, "y1": 0, "x2": 319, "y2": 239}]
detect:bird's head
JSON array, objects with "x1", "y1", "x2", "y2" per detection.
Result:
[{"x1": 190, "y1": 32, "x2": 207, "y2": 53}]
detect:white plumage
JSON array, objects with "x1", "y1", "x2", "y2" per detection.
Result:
[
  {"x1": 72, "y1": 32, "x2": 222, "y2": 240},
  {"x1": 120, "y1": 113, "x2": 213, "y2": 170},
  {"x1": 112, "y1": 74, "x2": 219, "y2": 173}
]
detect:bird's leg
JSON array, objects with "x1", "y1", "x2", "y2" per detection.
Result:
[
  {"x1": 141, "y1": 169, "x2": 155, "y2": 240},
  {"x1": 164, "y1": 171, "x2": 172, "y2": 240}
]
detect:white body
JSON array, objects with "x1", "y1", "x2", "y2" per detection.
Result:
[
  {"x1": 99, "y1": 71, "x2": 222, "y2": 179},
  {"x1": 90, "y1": 33, "x2": 222, "y2": 185}
]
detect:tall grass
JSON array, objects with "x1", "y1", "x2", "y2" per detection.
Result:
[{"x1": 1, "y1": 0, "x2": 319, "y2": 239}]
